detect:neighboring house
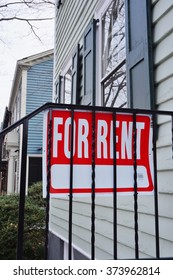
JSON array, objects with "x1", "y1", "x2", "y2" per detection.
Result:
[
  {"x1": 1, "y1": 49, "x2": 53, "y2": 194},
  {"x1": 48, "y1": 0, "x2": 173, "y2": 259}
]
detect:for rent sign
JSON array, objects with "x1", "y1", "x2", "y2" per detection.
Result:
[{"x1": 43, "y1": 109, "x2": 154, "y2": 196}]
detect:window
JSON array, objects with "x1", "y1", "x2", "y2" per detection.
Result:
[
  {"x1": 54, "y1": 76, "x2": 62, "y2": 103},
  {"x1": 101, "y1": 0, "x2": 126, "y2": 108},
  {"x1": 28, "y1": 157, "x2": 42, "y2": 186},
  {"x1": 56, "y1": 61, "x2": 72, "y2": 104},
  {"x1": 63, "y1": 66, "x2": 72, "y2": 104}
]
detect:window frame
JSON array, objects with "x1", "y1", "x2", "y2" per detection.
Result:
[
  {"x1": 54, "y1": 75, "x2": 63, "y2": 103},
  {"x1": 60, "y1": 59, "x2": 72, "y2": 104},
  {"x1": 95, "y1": 0, "x2": 126, "y2": 107}
]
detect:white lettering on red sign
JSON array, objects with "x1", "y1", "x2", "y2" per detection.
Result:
[{"x1": 52, "y1": 118, "x2": 145, "y2": 161}]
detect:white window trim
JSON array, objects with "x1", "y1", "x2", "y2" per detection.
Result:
[{"x1": 94, "y1": 0, "x2": 126, "y2": 107}]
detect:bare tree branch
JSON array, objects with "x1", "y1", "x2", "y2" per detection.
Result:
[
  {"x1": 0, "y1": 0, "x2": 55, "y2": 40},
  {"x1": 0, "y1": 0, "x2": 55, "y2": 9},
  {"x1": 0, "y1": 16, "x2": 53, "y2": 22}
]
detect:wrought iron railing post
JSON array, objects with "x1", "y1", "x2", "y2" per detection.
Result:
[
  {"x1": 152, "y1": 113, "x2": 160, "y2": 259},
  {"x1": 91, "y1": 110, "x2": 96, "y2": 260},
  {"x1": 0, "y1": 137, "x2": 3, "y2": 194},
  {"x1": 16, "y1": 119, "x2": 28, "y2": 260},
  {"x1": 133, "y1": 113, "x2": 139, "y2": 259},
  {"x1": 172, "y1": 115, "x2": 173, "y2": 159},
  {"x1": 68, "y1": 109, "x2": 74, "y2": 260},
  {"x1": 45, "y1": 109, "x2": 52, "y2": 260},
  {"x1": 113, "y1": 112, "x2": 118, "y2": 259}
]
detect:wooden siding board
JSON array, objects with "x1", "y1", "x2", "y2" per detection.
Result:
[
  {"x1": 158, "y1": 193, "x2": 173, "y2": 219},
  {"x1": 156, "y1": 77, "x2": 173, "y2": 105},
  {"x1": 160, "y1": 237, "x2": 173, "y2": 257},
  {"x1": 153, "y1": 0, "x2": 173, "y2": 24},
  {"x1": 155, "y1": 57, "x2": 173, "y2": 84},
  {"x1": 158, "y1": 170, "x2": 173, "y2": 193},
  {"x1": 50, "y1": 192, "x2": 173, "y2": 258},
  {"x1": 117, "y1": 242, "x2": 151, "y2": 259},
  {"x1": 152, "y1": 0, "x2": 159, "y2": 6},
  {"x1": 50, "y1": 223, "x2": 68, "y2": 242},
  {"x1": 154, "y1": 33, "x2": 173, "y2": 66},
  {"x1": 153, "y1": 8, "x2": 173, "y2": 44}
]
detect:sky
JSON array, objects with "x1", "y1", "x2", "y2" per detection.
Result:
[{"x1": 0, "y1": 2, "x2": 55, "y2": 124}]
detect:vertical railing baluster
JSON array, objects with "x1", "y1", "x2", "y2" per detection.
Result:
[
  {"x1": 152, "y1": 113, "x2": 160, "y2": 259},
  {"x1": 45, "y1": 109, "x2": 52, "y2": 260},
  {"x1": 68, "y1": 109, "x2": 74, "y2": 260},
  {"x1": 133, "y1": 113, "x2": 139, "y2": 259},
  {"x1": 91, "y1": 110, "x2": 96, "y2": 260},
  {"x1": 0, "y1": 137, "x2": 3, "y2": 193},
  {"x1": 113, "y1": 112, "x2": 118, "y2": 259},
  {"x1": 16, "y1": 119, "x2": 28, "y2": 260},
  {"x1": 171, "y1": 115, "x2": 173, "y2": 159}
]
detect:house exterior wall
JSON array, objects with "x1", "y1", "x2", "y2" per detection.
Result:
[
  {"x1": 26, "y1": 57, "x2": 53, "y2": 188},
  {"x1": 3, "y1": 51, "x2": 53, "y2": 194},
  {"x1": 50, "y1": 0, "x2": 173, "y2": 259},
  {"x1": 26, "y1": 59, "x2": 53, "y2": 155},
  {"x1": 152, "y1": 0, "x2": 173, "y2": 257}
]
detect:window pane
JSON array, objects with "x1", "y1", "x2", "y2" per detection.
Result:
[
  {"x1": 103, "y1": 62, "x2": 126, "y2": 108},
  {"x1": 84, "y1": 29, "x2": 91, "y2": 51},
  {"x1": 64, "y1": 66, "x2": 72, "y2": 104},
  {"x1": 102, "y1": 0, "x2": 125, "y2": 77},
  {"x1": 84, "y1": 51, "x2": 92, "y2": 96}
]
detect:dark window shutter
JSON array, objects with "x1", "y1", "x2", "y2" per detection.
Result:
[
  {"x1": 82, "y1": 19, "x2": 97, "y2": 106},
  {"x1": 78, "y1": 45, "x2": 84, "y2": 103},
  {"x1": 125, "y1": 0, "x2": 153, "y2": 109},
  {"x1": 71, "y1": 44, "x2": 80, "y2": 104},
  {"x1": 71, "y1": 44, "x2": 84, "y2": 104},
  {"x1": 55, "y1": 75, "x2": 62, "y2": 103}
]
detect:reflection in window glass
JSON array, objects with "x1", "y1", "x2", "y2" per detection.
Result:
[
  {"x1": 103, "y1": 62, "x2": 126, "y2": 107},
  {"x1": 64, "y1": 66, "x2": 72, "y2": 104},
  {"x1": 102, "y1": 0, "x2": 126, "y2": 108},
  {"x1": 102, "y1": 0, "x2": 125, "y2": 76}
]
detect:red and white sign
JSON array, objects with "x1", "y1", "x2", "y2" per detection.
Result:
[{"x1": 43, "y1": 109, "x2": 154, "y2": 196}]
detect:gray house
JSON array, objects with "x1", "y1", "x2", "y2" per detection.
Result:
[
  {"x1": 48, "y1": 0, "x2": 173, "y2": 260},
  {"x1": 1, "y1": 49, "x2": 53, "y2": 194}
]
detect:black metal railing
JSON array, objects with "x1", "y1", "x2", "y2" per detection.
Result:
[{"x1": 0, "y1": 102, "x2": 173, "y2": 260}]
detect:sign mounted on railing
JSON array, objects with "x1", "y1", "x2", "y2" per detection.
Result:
[{"x1": 43, "y1": 109, "x2": 154, "y2": 196}]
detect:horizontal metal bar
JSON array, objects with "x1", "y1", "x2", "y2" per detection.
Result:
[
  {"x1": 1, "y1": 102, "x2": 173, "y2": 138},
  {"x1": 123, "y1": 257, "x2": 173, "y2": 260}
]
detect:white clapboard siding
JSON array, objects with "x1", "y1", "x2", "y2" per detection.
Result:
[
  {"x1": 152, "y1": 0, "x2": 173, "y2": 258},
  {"x1": 157, "y1": 170, "x2": 173, "y2": 193},
  {"x1": 156, "y1": 77, "x2": 173, "y2": 105},
  {"x1": 153, "y1": 6, "x2": 173, "y2": 44},
  {"x1": 50, "y1": 187, "x2": 173, "y2": 259}
]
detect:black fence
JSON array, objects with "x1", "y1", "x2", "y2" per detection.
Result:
[{"x1": 0, "y1": 102, "x2": 173, "y2": 260}]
